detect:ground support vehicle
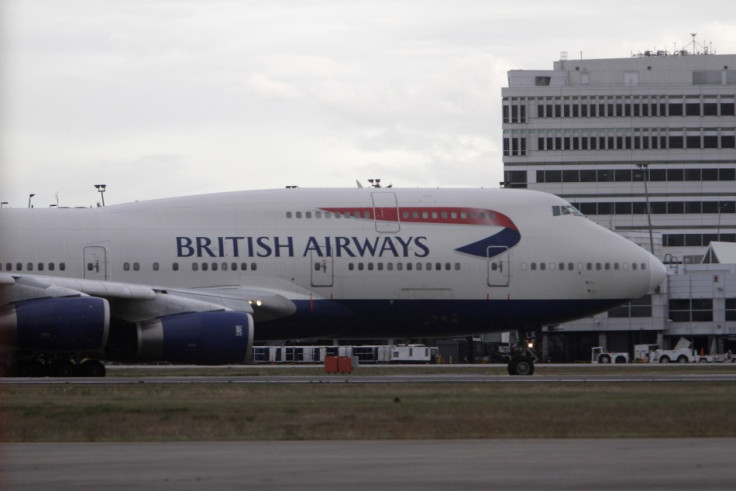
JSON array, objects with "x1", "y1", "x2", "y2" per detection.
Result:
[{"x1": 591, "y1": 347, "x2": 629, "y2": 364}]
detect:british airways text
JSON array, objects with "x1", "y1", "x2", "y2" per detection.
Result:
[{"x1": 176, "y1": 236, "x2": 430, "y2": 258}]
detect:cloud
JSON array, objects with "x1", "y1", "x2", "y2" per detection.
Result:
[{"x1": 246, "y1": 73, "x2": 300, "y2": 100}]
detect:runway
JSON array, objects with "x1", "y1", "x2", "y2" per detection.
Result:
[
  {"x1": 4, "y1": 439, "x2": 736, "y2": 490},
  {"x1": 3, "y1": 368, "x2": 736, "y2": 385}
]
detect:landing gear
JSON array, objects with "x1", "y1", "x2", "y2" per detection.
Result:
[
  {"x1": 507, "y1": 333, "x2": 539, "y2": 376},
  {"x1": 4, "y1": 355, "x2": 106, "y2": 378}
]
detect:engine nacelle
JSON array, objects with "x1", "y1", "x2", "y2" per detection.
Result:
[
  {"x1": 0, "y1": 297, "x2": 110, "y2": 352},
  {"x1": 136, "y1": 311, "x2": 253, "y2": 364}
]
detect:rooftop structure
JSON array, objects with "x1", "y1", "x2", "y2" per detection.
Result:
[{"x1": 502, "y1": 50, "x2": 736, "y2": 263}]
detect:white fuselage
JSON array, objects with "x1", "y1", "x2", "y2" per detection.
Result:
[{"x1": 0, "y1": 187, "x2": 665, "y2": 339}]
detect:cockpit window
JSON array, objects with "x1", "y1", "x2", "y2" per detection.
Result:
[{"x1": 552, "y1": 205, "x2": 583, "y2": 217}]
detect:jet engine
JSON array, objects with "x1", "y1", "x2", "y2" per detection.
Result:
[
  {"x1": 0, "y1": 297, "x2": 110, "y2": 352},
  {"x1": 135, "y1": 311, "x2": 254, "y2": 364}
]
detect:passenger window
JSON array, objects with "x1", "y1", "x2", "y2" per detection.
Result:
[
  {"x1": 251, "y1": 263, "x2": 257, "y2": 271},
  {"x1": 124, "y1": 262, "x2": 130, "y2": 271},
  {"x1": 192, "y1": 263, "x2": 199, "y2": 271},
  {"x1": 59, "y1": 263, "x2": 66, "y2": 271},
  {"x1": 153, "y1": 262, "x2": 159, "y2": 271},
  {"x1": 202, "y1": 263, "x2": 209, "y2": 271},
  {"x1": 173, "y1": 263, "x2": 179, "y2": 271}
]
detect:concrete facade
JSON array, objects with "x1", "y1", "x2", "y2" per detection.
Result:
[{"x1": 502, "y1": 51, "x2": 736, "y2": 358}]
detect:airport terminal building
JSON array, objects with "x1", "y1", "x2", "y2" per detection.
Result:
[{"x1": 502, "y1": 48, "x2": 736, "y2": 359}]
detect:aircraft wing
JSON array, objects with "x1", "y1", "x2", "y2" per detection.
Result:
[{"x1": 0, "y1": 273, "x2": 299, "y2": 323}]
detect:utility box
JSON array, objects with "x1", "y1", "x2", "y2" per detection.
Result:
[
  {"x1": 324, "y1": 356, "x2": 338, "y2": 373},
  {"x1": 337, "y1": 356, "x2": 353, "y2": 373},
  {"x1": 324, "y1": 355, "x2": 353, "y2": 373}
]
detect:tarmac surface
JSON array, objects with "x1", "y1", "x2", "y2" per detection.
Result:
[
  {"x1": 4, "y1": 439, "x2": 736, "y2": 490},
  {"x1": 3, "y1": 370, "x2": 736, "y2": 385}
]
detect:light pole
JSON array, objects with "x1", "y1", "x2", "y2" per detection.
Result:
[
  {"x1": 635, "y1": 163, "x2": 655, "y2": 255},
  {"x1": 94, "y1": 184, "x2": 107, "y2": 207}
]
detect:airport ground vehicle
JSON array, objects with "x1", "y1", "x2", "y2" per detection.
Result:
[
  {"x1": 591, "y1": 347, "x2": 629, "y2": 364},
  {"x1": 252, "y1": 344, "x2": 437, "y2": 364},
  {"x1": 643, "y1": 338, "x2": 698, "y2": 363}
]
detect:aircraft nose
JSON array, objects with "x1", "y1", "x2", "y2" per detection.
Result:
[{"x1": 648, "y1": 254, "x2": 667, "y2": 292}]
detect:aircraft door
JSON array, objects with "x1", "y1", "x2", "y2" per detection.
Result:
[
  {"x1": 372, "y1": 192, "x2": 400, "y2": 233},
  {"x1": 487, "y1": 246, "x2": 510, "y2": 287},
  {"x1": 310, "y1": 249, "x2": 334, "y2": 287},
  {"x1": 83, "y1": 246, "x2": 108, "y2": 280}
]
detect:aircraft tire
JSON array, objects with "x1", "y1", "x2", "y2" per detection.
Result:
[
  {"x1": 49, "y1": 360, "x2": 77, "y2": 377},
  {"x1": 508, "y1": 357, "x2": 535, "y2": 376},
  {"x1": 12, "y1": 360, "x2": 36, "y2": 377},
  {"x1": 80, "y1": 359, "x2": 106, "y2": 377}
]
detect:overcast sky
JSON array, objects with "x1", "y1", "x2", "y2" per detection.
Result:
[{"x1": 2, "y1": 1, "x2": 736, "y2": 207}]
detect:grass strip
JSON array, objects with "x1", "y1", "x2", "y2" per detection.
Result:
[{"x1": 2, "y1": 382, "x2": 735, "y2": 441}]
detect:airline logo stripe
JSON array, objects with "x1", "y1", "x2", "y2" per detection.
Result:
[{"x1": 319, "y1": 207, "x2": 518, "y2": 230}]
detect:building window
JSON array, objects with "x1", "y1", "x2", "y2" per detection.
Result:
[
  {"x1": 609, "y1": 295, "x2": 652, "y2": 318},
  {"x1": 726, "y1": 299, "x2": 736, "y2": 321}
]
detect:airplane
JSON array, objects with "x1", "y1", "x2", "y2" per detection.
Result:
[{"x1": 0, "y1": 186, "x2": 666, "y2": 376}]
